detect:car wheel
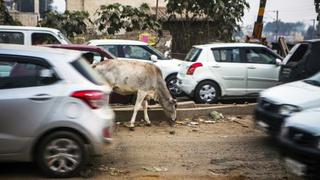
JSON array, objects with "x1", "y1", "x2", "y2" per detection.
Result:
[
  {"x1": 35, "y1": 131, "x2": 88, "y2": 178},
  {"x1": 194, "y1": 81, "x2": 220, "y2": 104},
  {"x1": 166, "y1": 74, "x2": 183, "y2": 97}
]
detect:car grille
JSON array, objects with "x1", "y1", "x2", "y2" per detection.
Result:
[
  {"x1": 287, "y1": 127, "x2": 317, "y2": 148},
  {"x1": 258, "y1": 98, "x2": 279, "y2": 113}
]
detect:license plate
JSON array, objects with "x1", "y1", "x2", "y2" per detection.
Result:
[{"x1": 285, "y1": 158, "x2": 306, "y2": 176}]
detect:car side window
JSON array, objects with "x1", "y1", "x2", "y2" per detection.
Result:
[
  {"x1": 245, "y1": 48, "x2": 277, "y2": 64},
  {"x1": 0, "y1": 32, "x2": 24, "y2": 44},
  {"x1": 32, "y1": 33, "x2": 60, "y2": 45},
  {"x1": 99, "y1": 45, "x2": 119, "y2": 57},
  {"x1": 212, "y1": 48, "x2": 241, "y2": 63},
  {"x1": 122, "y1": 45, "x2": 152, "y2": 60},
  {"x1": 0, "y1": 60, "x2": 58, "y2": 89}
]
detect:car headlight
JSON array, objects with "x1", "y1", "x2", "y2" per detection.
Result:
[{"x1": 278, "y1": 105, "x2": 301, "y2": 116}]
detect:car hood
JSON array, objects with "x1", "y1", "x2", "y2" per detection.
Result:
[
  {"x1": 285, "y1": 108, "x2": 320, "y2": 136},
  {"x1": 261, "y1": 81, "x2": 320, "y2": 108}
]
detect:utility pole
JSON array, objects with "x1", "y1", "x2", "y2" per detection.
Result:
[
  {"x1": 155, "y1": 0, "x2": 159, "y2": 20},
  {"x1": 274, "y1": 10, "x2": 279, "y2": 42},
  {"x1": 312, "y1": 19, "x2": 316, "y2": 39}
]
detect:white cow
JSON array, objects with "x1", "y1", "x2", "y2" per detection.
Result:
[{"x1": 94, "y1": 59, "x2": 177, "y2": 130}]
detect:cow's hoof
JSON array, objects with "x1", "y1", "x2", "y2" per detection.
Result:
[
  {"x1": 146, "y1": 123, "x2": 152, "y2": 127},
  {"x1": 129, "y1": 126, "x2": 135, "y2": 131}
]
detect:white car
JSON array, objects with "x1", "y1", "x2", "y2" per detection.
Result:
[
  {"x1": 87, "y1": 39, "x2": 184, "y2": 97},
  {"x1": 255, "y1": 72, "x2": 320, "y2": 135},
  {"x1": 177, "y1": 43, "x2": 283, "y2": 103},
  {"x1": 279, "y1": 108, "x2": 320, "y2": 178},
  {"x1": 0, "y1": 25, "x2": 71, "y2": 45}
]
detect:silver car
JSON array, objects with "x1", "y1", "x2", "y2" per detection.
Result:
[{"x1": 0, "y1": 44, "x2": 114, "y2": 177}]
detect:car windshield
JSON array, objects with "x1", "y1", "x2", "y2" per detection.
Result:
[
  {"x1": 57, "y1": 32, "x2": 72, "y2": 44},
  {"x1": 146, "y1": 45, "x2": 168, "y2": 60},
  {"x1": 304, "y1": 72, "x2": 320, "y2": 87},
  {"x1": 185, "y1": 48, "x2": 202, "y2": 62}
]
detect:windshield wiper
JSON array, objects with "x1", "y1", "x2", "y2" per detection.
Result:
[{"x1": 304, "y1": 79, "x2": 320, "y2": 87}]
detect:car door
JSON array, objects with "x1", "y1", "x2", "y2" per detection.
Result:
[
  {"x1": 0, "y1": 56, "x2": 62, "y2": 154},
  {"x1": 209, "y1": 47, "x2": 247, "y2": 96},
  {"x1": 244, "y1": 47, "x2": 281, "y2": 94}
]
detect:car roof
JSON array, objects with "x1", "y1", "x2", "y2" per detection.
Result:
[
  {"x1": 0, "y1": 44, "x2": 81, "y2": 62},
  {"x1": 193, "y1": 43, "x2": 266, "y2": 49},
  {"x1": 43, "y1": 44, "x2": 116, "y2": 59},
  {"x1": 88, "y1": 39, "x2": 148, "y2": 46},
  {"x1": 0, "y1": 25, "x2": 61, "y2": 33}
]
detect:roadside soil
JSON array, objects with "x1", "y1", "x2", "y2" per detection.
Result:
[{"x1": 0, "y1": 115, "x2": 302, "y2": 180}]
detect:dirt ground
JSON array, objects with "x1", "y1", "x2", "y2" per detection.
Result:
[{"x1": 0, "y1": 115, "x2": 302, "y2": 180}]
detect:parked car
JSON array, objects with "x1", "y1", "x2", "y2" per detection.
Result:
[
  {"x1": 255, "y1": 72, "x2": 320, "y2": 135},
  {"x1": 0, "y1": 25, "x2": 71, "y2": 45},
  {"x1": 87, "y1": 39, "x2": 184, "y2": 97},
  {"x1": 177, "y1": 43, "x2": 283, "y2": 103},
  {"x1": 0, "y1": 44, "x2": 114, "y2": 177},
  {"x1": 279, "y1": 39, "x2": 320, "y2": 83},
  {"x1": 44, "y1": 44, "x2": 135, "y2": 104},
  {"x1": 279, "y1": 108, "x2": 320, "y2": 178}
]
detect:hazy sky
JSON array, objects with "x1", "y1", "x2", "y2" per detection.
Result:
[
  {"x1": 242, "y1": 0, "x2": 317, "y2": 26},
  {"x1": 51, "y1": 0, "x2": 318, "y2": 26}
]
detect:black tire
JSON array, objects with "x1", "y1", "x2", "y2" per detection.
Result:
[
  {"x1": 35, "y1": 131, "x2": 88, "y2": 178},
  {"x1": 194, "y1": 81, "x2": 220, "y2": 104},
  {"x1": 166, "y1": 74, "x2": 184, "y2": 97}
]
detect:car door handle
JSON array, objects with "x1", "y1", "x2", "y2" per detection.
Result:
[
  {"x1": 29, "y1": 94, "x2": 53, "y2": 101},
  {"x1": 212, "y1": 65, "x2": 221, "y2": 68},
  {"x1": 247, "y1": 66, "x2": 256, "y2": 69}
]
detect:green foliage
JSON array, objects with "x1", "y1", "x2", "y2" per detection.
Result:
[
  {"x1": 95, "y1": 3, "x2": 161, "y2": 35},
  {"x1": 0, "y1": 0, "x2": 21, "y2": 25},
  {"x1": 165, "y1": 0, "x2": 249, "y2": 41},
  {"x1": 38, "y1": 10, "x2": 91, "y2": 38}
]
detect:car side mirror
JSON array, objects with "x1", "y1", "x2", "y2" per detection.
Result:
[
  {"x1": 276, "y1": 58, "x2": 282, "y2": 66},
  {"x1": 150, "y1": 55, "x2": 158, "y2": 62}
]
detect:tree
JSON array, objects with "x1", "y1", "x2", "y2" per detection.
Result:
[
  {"x1": 264, "y1": 21, "x2": 305, "y2": 35},
  {"x1": 0, "y1": 0, "x2": 21, "y2": 25},
  {"x1": 165, "y1": 0, "x2": 249, "y2": 41},
  {"x1": 304, "y1": 25, "x2": 315, "y2": 40},
  {"x1": 95, "y1": 3, "x2": 161, "y2": 35},
  {"x1": 38, "y1": 10, "x2": 90, "y2": 38}
]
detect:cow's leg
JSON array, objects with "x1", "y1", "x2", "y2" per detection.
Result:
[
  {"x1": 129, "y1": 90, "x2": 147, "y2": 131},
  {"x1": 143, "y1": 100, "x2": 151, "y2": 126}
]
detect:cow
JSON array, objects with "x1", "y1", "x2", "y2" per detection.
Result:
[{"x1": 94, "y1": 59, "x2": 177, "y2": 130}]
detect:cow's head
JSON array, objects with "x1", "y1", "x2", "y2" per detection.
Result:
[{"x1": 162, "y1": 97, "x2": 177, "y2": 122}]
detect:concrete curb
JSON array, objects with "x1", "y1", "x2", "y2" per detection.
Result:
[{"x1": 113, "y1": 103, "x2": 256, "y2": 122}]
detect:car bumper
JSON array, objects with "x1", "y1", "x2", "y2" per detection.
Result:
[
  {"x1": 177, "y1": 74, "x2": 197, "y2": 96},
  {"x1": 254, "y1": 106, "x2": 285, "y2": 135},
  {"x1": 279, "y1": 136, "x2": 320, "y2": 177}
]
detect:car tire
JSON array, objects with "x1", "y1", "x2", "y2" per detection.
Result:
[
  {"x1": 194, "y1": 81, "x2": 220, "y2": 104},
  {"x1": 166, "y1": 74, "x2": 184, "y2": 98},
  {"x1": 35, "y1": 131, "x2": 88, "y2": 178}
]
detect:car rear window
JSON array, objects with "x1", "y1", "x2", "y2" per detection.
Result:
[
  {"x1": 71, "y1": 58, "x2": 106, "y2": 85},
  {"x1": 185, "y1": 48, "x2": 202, "y2": 62}
]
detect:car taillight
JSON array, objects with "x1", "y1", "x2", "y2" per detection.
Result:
[
  {"x1": 71, "y1": 90, "x2": 107, "y2": 109},
  {"x1": 187, "y1": 62, "x2": 203, "y2": 75},
  {"x1": 103, "y1": 127, "x2": 111, "y2": 139}
]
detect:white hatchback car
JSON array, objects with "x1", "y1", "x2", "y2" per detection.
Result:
[
  {"x1": 87, "y1": 39, "x2": 184, "y2": 97},
  {"x1": 0, "y1": 44, "x2": 114, "y2": 177},
  {"x1": 177, "y1": 43, "x2": 283, "y2": 103}
]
